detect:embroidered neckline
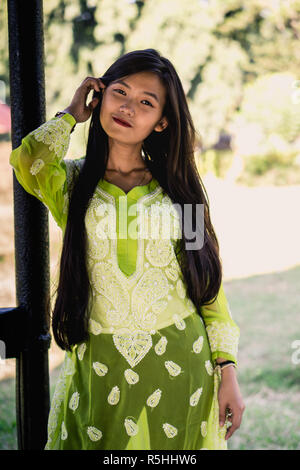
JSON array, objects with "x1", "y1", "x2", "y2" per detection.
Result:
[
  {"x1": 94, "y1": 183, "x2": 163, "y2": 286},
  {"x1": 97, "y1": 177, "x2": 161, "y2": 202}
]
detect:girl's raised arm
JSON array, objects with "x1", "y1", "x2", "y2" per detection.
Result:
[
  {"x1": 9, "y1": 112, "x2": 78, "y2": 230},
  {"x1": 9, "y1": 77, "x2": 105, "y2": 230},
  {"x1": 200, "y1": 281, "x2": 240, "y2": 368}
]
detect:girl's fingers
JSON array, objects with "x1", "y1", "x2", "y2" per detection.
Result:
[
  {"x1": 83, "y1": 77, "x2": 101, "y2": 93},
  {"x1": 98, "y1": 77, "x2": 106, "y2": 90},
  {"x1": 88, "y1": 97, "x2": 99, "y2": 110},
  {"x1": 225, "y1": 409, "x2": 242, "y2": 440}
]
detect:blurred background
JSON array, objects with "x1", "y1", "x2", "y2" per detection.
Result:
[{"x1": 1, "y1": 0, "x2": 300, "y2": 450}]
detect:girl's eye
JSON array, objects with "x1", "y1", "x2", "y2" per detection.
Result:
[
  {"x1": 113, "y1": 89, "x2": 153, "y2": 107},
  {"x1": 141, "y1": 99, "x2": 153, "y2": 107}
]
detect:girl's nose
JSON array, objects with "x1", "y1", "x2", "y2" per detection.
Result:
[{"x1": 120, "y1": 104, "x2": 134, "y2": 115}]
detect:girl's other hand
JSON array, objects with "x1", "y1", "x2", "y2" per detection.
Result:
[
  {"x1": 218, "y1": 366, "x2": 246, "y2": 441},
  {"x1": 63, "y1": 76, "x2": 106, "y2": 123}
]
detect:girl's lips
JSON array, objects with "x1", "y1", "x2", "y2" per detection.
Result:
[{"x1": 112, "y1": 117, "x2": 132, "y2": 127}]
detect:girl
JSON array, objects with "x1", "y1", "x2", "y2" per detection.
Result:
[{"x1": 9, "y1": 48, "x2": 245, "y2": 450}]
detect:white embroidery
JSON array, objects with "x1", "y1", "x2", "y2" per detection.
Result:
[
  {"x1": 190, "y1": 387, "x2": 203, "y2": 406},
  {"x1": 176, "y1": 279, "x2": 186, "y2": 299},
  {"x1": 92, "y1": 362, "x2": 108, "y2": 376},
  {"x1": 172, "y1": 313, "x2": 186, "y2": 330},
  {"x1": 165, "y1": 360, "x2": 182, "y2": 377},
  {"x1": 165, "y1": 266, "x2": 179, "y2": 282},
  {"x1": 205, "y1": 360, "x2": 214, "y2": 376},
  {"x1": 124, "y1": 418, "x2": 139, "y2": 436},
  {"x1": 124, "y1": 369, "x2": 139, "y2": 385},
  {"x1": 87, "y1": 426, "x2": 103, "y2": 441},
  {"x1": 88, "y1": 318, "x2": 103, "y2": 335},
  {"x1": 30, "y1": 118, "x2": 72, "y2": 159},
  {"x1": 193, "y1": 336, "x2": 204, "y2": 354},
  {"x1": 154, "y1": 336, "x2": 168, "y2": 355},
  {"x1": 152, "y1": 299, "x2": 168, "y2": 315},
  {"x1": 145, "y1": 239, "x2": 173, "y2": 266},
  {"x1": 69, "y1": 392, "x2": 80, "y2": 411},
  {"x1": 201, "y1": 421, "x2": 208, "y2": 437},
  {"x1": 206, "y1": 321, "x2": 239, "y2": 360},
  {"x1": 146, "y1": 389, "x2": 162, "y2": 408},
  {"x1": 163, "y1": 423, "x2": 178, "y2": 438},
  {"x1": 113, "y1": 329, "x2": 153, "y2": 368},
  {"x1": 61, "y1": 421, "x2": 68, "y2": 440},
  {"x1": 30, "y1": 158, "x2": 45, "y2": 175},
  {"x1": 77, "y1": 343, "x2": 87, "y2": 361},
  {"x1": 83, "y1": 185, "x2": 239, "y2": 373},
  {"x1": 44, "y1": 355, "x2": 75, "y2": 449},
  {"x1": 107, "y1": 386, "x2": 120, "y2": 405}
]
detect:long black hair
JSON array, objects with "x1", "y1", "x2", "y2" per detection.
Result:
[{"x1": 52, "y1": 48, "x2": 223, "y2": 351}]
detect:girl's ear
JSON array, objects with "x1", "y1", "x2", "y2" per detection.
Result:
[{"x1": 154, "y1": 116, "x2": 168, "y2": 133}]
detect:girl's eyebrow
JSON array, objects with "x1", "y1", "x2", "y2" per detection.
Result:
[{"x1": 111, "y1": 79, "x2": 159, "y2": 103}]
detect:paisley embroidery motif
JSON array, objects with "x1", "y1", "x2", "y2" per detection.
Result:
[
  {"x1": 201, "y1": 421, "x2": 208, "y2": 437},
  {"x1": 92, "y1": 362, "x2": 108, "y2": 377},
  {"x1": 172, "y1": 314, "x2": 186, "y2": 330},
  {"x1": 107, "y1": 386, "x2": 120, "y2": 405},
  {"x1": 163, "y1": 423, "x2": 178, "y2": 438},
  {"x1": 193, "y1": 336, "x2": 204, "y2": 354},
  {"x1": 87, "y1": 426, "x2": 103, "y2": 441},
  {"x1": 124, "y1": 369, "x2": 139, "y2": 385},
  {"x1": 146, "y1": 389, "x2": 162, "y2": 408},
  {"x1": 154, "y1": 336, "x2": 168, "y2": 355},
  {"x1": 77, "y1": 343, "x2": 87, "y2": 361},
  {"x1": 205, "y1": 360, "x2": 214, "y2": 376},
  {"x1": 61, "y1": 421, "x2": 68, "y2": 440},
  {"x1": 124, "y1": 418, "x2": 139, "y2": 436},
  {"x1": 165, "y1": 360, "x2": 182, "y2": 377},
  {"x1": 190, "y1": 388, "x2": 203, "y2": 406},
  {"x1": 69, "y1": 392, "x2": 80, "y2": 411}
]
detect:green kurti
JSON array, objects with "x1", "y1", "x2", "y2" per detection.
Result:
[{"x1": 9, "y1": 113, "x2": 240, "y2": 450}]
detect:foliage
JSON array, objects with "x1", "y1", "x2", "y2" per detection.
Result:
[{"x1": 1, "y1": 0, "x2": 300, "y2": 174}]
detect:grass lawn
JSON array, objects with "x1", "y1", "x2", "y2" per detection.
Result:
[{"x1": 1, "y1": 264, "x2": 300, "y2": 450}]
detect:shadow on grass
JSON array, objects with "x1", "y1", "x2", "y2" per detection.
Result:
[{"x1": 239, "y1": 366, "x2": 300, "y2": 392}]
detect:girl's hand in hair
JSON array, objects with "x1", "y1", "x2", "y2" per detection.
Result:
[{"x1": 63, "y1": 76, "x2": 106, "y2": 123}]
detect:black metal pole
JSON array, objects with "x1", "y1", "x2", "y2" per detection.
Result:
[{"x1": 6, "y1": 0, "x2": 51, "y2": 450}]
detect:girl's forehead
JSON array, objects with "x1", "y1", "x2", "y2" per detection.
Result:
[
  {"x1": 112, "y1": 72, "x2": 162, "y2": 85},
  {"x1": 110, "y1": 72, "x2": 166, "y2": 99}
]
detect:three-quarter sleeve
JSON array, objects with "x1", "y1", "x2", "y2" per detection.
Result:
[
  {"x1": 200, "y1": 281, "x2": 240, "y2": 367},
  {"x1": 9, "y1": 113, "x2": 78, "y2": 230}
]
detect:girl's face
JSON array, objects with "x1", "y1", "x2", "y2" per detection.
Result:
[{"x1": 99, "y1": 71, "x2": 168, "y2": 144}]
